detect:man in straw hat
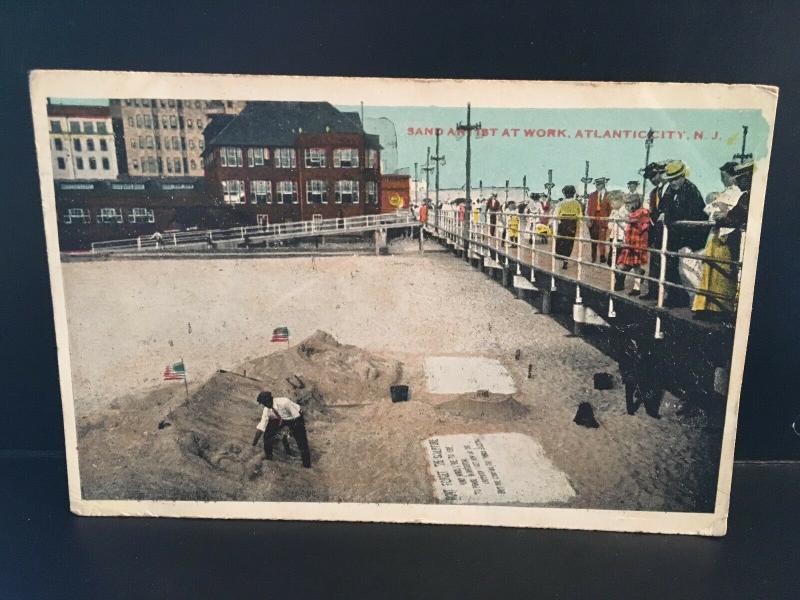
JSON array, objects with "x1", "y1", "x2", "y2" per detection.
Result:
[{"x1": 656, "y1": 160, "x2": 707, "y2": 308}]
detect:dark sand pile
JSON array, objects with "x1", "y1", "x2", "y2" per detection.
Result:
[{"x1": 436, "y1": 394, "x2": 530, "y2": 420}]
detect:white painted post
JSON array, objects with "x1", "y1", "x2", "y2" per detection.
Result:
[
  {"x1": 173, "y1": 233, "x2": 177, "y2": 246},
  {"x1": 137, "y1": 236, "x2": 141, "y2": 251},
  {"x1": 550, "y1": 218, "x2": 557, "y2": 291},
  {"x1": 241, "y1": 227, "x2": 245, "y2": 240},
  {"x1": 654, "y1": 224, "x2": 669, "y2": 339},
  {"x1": 576, "y1": 218, "x2": 583, "y2": 304}
]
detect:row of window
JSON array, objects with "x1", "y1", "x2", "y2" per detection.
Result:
[
  {"x1": 123, "y1": 99, "x2": 235, "y2": 109},
  {"x1": 62, "y1": 207, "x2": 154, "y2": 225},
  {"x1": 53, "y1": 137, "x2": 109, "y2": 153},
  {"x1": 55, "y1": 157, "x2": 111, "y2": 171},
  {"x1": 127, "y1": 114, "x2": 205, "y2": 131},
  {"x1": 130, "y1": 135, "x2": 204, "y2": 151},
  {"x1": 221, "y1": 179, "x2": 378, "y2": 205},
  {"x1": 217, "y1": 147, "x2": 378, "y2": 169},
  {"x1": 50, "y1": 120, "x2": 109, "y2": 134},
  {"x1": 131, "y1": 156, "x2": 195, "y2": 174}
]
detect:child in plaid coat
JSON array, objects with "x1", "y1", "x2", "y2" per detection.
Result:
[{"x1": 615, "y1": 194, "x2": 650, "y2": 296}]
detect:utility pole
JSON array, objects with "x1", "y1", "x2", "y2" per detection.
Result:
[
  {"x1": 421, "y1": 147, "x2": 434, "y2": 201},
  {"x1": 522, "y1": 175, "x2": 528, "y2": 204},
  {"x1": 431, "y1": 130, "x2": 446, "y2": 211},
  {"x1": 580, "y1": 160, "x2": 592, "y2": 203},
  {"x1": 734, "y1": 125, "x2": 753, "y2": 164},
  {"x1": 641, "y1": 128, "x2": 655, "y2": 205},
  {"x1": 456, "y1": 103, "x2": 481, "y2": 256}
]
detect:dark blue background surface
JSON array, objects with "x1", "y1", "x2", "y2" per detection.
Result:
[{"x1": 1, "y1": 2, "x2": 799, "y2": 597}]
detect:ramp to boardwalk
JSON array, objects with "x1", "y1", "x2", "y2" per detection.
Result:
[{"x1": 90, "y1": 211, "x2": 419, "y2": 254}]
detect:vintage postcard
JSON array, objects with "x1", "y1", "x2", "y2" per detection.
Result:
[{"x1": 30, "y1": 71, "x2": 777, "y2": 535}]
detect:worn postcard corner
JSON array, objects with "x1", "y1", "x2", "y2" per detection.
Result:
[{"x1": 29, "y1": 71, "x2": 777, "y2": 535}]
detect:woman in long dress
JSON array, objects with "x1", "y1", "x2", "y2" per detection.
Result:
[
  {"x1": 554, "y1": 185, "x2": 583, "y2": 269},
  {"x1": 691, "y1": 162, "x2": 743, "y2": 318}
]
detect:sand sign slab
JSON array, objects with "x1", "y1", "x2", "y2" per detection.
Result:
[
  {"x1": 423, "y1": 433, "x2": 576, "y2": 505},
  {"x1": 424, "y1": 357, "x2": 517, "y2": 394}
]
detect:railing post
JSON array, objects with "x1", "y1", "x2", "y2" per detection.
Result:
[
  {"x1": 241, "y1": 227, "x2": 245, "y2": 240},
  {"x1": 550, "y1": 219, "x2": 557, "y2": 291},
  {"x1": 654, "y1": 223, "x2": 669, "y2": 339},
  {"x1": 137, "y1": 236, "x2": 141, "y2": 251},
  {"x1": 609, "y1": 218, "x2": 619, "y2": 318},
  {"x1": 575, "y1": 217, "x2": 583, "y2": 304},
  {"x1": 173, "y1": 233, "x2": 177, "y2": 246}
]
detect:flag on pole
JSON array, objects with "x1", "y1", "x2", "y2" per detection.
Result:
[
  {"x1": 163, "y1": 360, "x2": 187, "y2": 381},
  {"x1": 271, "y1": 327, "x2": 290, "y2": 343}
]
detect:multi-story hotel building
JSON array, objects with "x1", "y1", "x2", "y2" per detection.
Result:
[
  {"x1": 110, "y1": 98, "x2": 245, "y2": 178},
  {"x1": 47, "y1": 104, "x2": 118, "y2": 180},
  {"x1": 202, "y1": 101, "x2": 382, "y2": 225}
]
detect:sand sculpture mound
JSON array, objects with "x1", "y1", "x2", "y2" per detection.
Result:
[{"x1": 78, "y1": 331, "x2": 404, "y2": 501}]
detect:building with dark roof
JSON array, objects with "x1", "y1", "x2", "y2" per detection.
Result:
[{"x1": 202, "y1": 101, "x2": 382, "y2": 223}]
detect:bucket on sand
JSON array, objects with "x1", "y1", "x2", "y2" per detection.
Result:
[
  {"x1": 390, "y1": 385, "x2": 409, "y2": 402},
  {"x1": 593, "y1": 372, "x2": 614, "y2": 390}
]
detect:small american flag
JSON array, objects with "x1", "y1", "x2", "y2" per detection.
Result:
[
  {"x1": 163, "y1": 361, "x2": 187, "y2": 381},
  {"x1": 271, "y1": 326, "x2": 289, "y2": 343}
]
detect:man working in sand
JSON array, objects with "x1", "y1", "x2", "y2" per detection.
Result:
[{"x1": 252, "y1": 391, "x2": 311, "y2": 468}]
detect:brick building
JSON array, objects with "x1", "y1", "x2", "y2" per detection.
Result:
[
  {"x1": 53, "y1": 178, "x2": 249, "y2": 251},
  {"x1": 47, "y1": 104, "x2": 118, "y2": 180},
  {"x1": 110, "y1": 98, "x2": 245, "y2": 178},
  {"x1": 202, "y1": 101, "x2": 382, "y2": 225}
]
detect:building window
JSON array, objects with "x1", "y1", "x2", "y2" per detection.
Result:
[
  {"x1": 144, "y1": 115, "x2": 152, "y2": 128},
  {"x1": 174, "y1": 159, "x2": 182, "y2": 173},
  {"x1": 367, "y1": 181, "x2": 377, "y2": 204},
  {"x1": 187, "y1": 119, "x2": 193, "y2": 129},
  {"x1": 180, "y1": 137, "x2": 186, "y2": 150},
  {"x1": 194, "y1": 100, "x2": 201, "y2": 109},
  {"x1": 247, "y1": 147, "x2": 266, "y2": 167},
  {"x1": 199, "y1": 140, "x2": 205, "y2": 151},
  {"x1": 306, "y1": 180, "x2": 327, "y2": 204},
  {"x1": 189, "y1": 139, "x2": 195, "y2": 149},
  {"x1": 196, "y1": 118, "x2": 203, "y2": 128},
  {"x1": 335, "y1": 180, "x2": 359, "y2": 203},
  {"x1": 250, "y1": 180, "x2": 272, "y2": 204},
  {"x1": 367, "y1": 149, "x2": 378, "y2": 169},
  {"x1": 88, "y1": 157, "x2": 97, "y2": 170},
  {"x1": 168, "y1": 99, "x2": 175, "y2": 108},
  {"x1": 169, "y1": 115, "x2": 177, "y2": 128},
  {"x1": 131, "y1": 138, "x2": 138, "y2": 149},
  {"x1": 63, "y1": 208, "x2": 91, "y2": 224},
  {"x1": 222, "y1": 180, "x2": 245, "y2": 204},
  {"x1": 76, "y1": 157, "x2": 84, "y2": 170},
  {"x1": 304, "y1": 148, "x2": 326, "y2": 168},
  {"x1": 124, "y1": 100, "x2": 132, "y2": 106},
  {"x1": 139, "y1": 136, "x2": 145, "y2": 148},
  {"x1": 220, "y1": 147, "x2": 243, "y2": 167},
  {"x1": 257, "y1": 214, "x2": 269, "y2": 226},
  {"x1": 274, "y1": 148, "x2": 296, "y2": 169},
  {"x1": 97, "y1": 208, "x2": 123, "y2": 224},
  {"x1": 166, "y1": 158, "x2": 173, "y2": 173},
  {"x1": 129, "y1": 208, "x2": 155, "y2": 224},
  {"x1": 50, "y1": 120, "x2": 62, "y2": 133},
  {"x1": 102, "y1": 157, "x2": 110, "y2": 170},
  {"x1": 161, "y1": 116, "x2": 168, "y2": 128},
  {"x1": 86, "y1": 138, "x2": 95, "y2": 151},
  {"x1": 97, "y1": 122, "x2": 108, "y2": 134},
  {"x1": 276, "y1": 181, "x2": 297, "y2": 204},
  {"x1": 69, "y1": 121, "x2": 81, "y2": 133},
  {"x1": 160, "y1": 100, "x2": 167, "y2": 108},
  {"x1": 73, "y1": 139, "x2": 82, "y2": 152},
  {"x1": 56, "y1": 157, "x2": 66, "y2": 170},
  {"x1": 146, "y1": 136, "x2": 154, "y2": 149},
  {"x1": 63, "y1": 207, "x2": 91, "y2": 224},
  {"x1": 132, "y1": 158, "x2": 139, "y2": 170},
  {"x1": 172, "y1": 136, "x2": 179, "y2": 148},
  {"x1": 83, "y1": 121, "x2": 95, "y2": 133},
  {"x1": 334, "y1": 148, "x2": 359, "y2": 168},
  {"x1": 128, "y1": 116, "x2": 135, "y2": 127},
  {"x1": 190, "y1": 159, "x2": 196, "y2": 170},
  {"x1": 54, "y1": 138, "x2": 63, "y2": 151},
  {"x1": 134, "y1": 99, "x2": 140, "y2": 107},
  {"x1": 164, "y1": 138, "x2": 170, "y2": 150},
  {"x1": 100, "y1": 139, "x2": 108, "y2": 151},
  {"x1": 136, "y1": 114, "x2": 143, "y2": 127}
]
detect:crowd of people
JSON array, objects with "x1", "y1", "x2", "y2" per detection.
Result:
[{"x1": 414, "y1": 157, "x2": 753, "y2": 321}]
